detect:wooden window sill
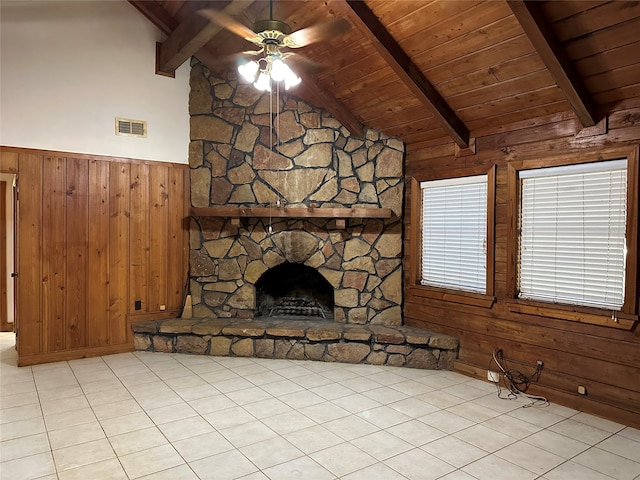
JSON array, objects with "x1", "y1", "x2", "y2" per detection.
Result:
[
  {"x1": 408, "y1": 285, "x2": 496, "y2": 309},
  {"x1": 504, "y1": 299, "x2": 638, "y2": 331}
]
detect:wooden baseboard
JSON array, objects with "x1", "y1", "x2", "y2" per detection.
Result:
[
  {"x1": 454, "y1": 360, "x2": 640, "y2": 429},
  {"x1": 17, "y1": 343, "x2": 134, "y2": 367},
  {"x1": 454, "y1": 360, "x2": 485, "y2": 377}
]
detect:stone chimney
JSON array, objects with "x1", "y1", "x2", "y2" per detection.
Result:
[{"x1": 188, "y1": 60, "x2": 405, "y2": 325}]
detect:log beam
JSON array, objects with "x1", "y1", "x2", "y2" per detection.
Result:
[
  {"x1": 341, "y1": 0, "x2": 470, "y2": 148},
  {"x1": 508, "y1": 0, "x2": 598, "y2": 127}
]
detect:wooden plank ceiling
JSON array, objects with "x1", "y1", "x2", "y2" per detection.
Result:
[{"x1": 130, "y1": 0, "x2": 640, "y2": 148}]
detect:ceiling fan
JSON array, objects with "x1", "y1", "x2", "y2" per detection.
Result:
[{"x1": 199, "y1": 1, "x2": 350, "y2": 91}]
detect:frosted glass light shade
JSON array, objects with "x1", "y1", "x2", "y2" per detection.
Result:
[
  {"x1": 284, "y1": 67, "x2": 301, "y2": 90},
  {"x1": 253, "y1": 72, "x2": 272, "y2": 91},
  {"x1": 270, "y1": 58, "x2": 287, "y2": 82},
  {"x1": 238, "y1": 60, "x2": 259, "y2": 83},
  {"x1": 240, "y1": 55, "x2": 301, "y2": 91}
]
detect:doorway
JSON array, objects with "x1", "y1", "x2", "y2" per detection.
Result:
[{"x1": 1, "y1": 174, "x2": 16, "y2": 332}]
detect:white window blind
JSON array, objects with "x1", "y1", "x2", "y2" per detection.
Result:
[
  {"x1": 421, "y1": 175, "x2": 488, "y2": 293},
  {"x1": 519, "y1": 159, "x2": 627, "y2": 309}
]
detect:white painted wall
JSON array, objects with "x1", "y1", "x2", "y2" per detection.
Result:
[{"x1": 0, "y1": 1, "x2": 190, "y2": 164}]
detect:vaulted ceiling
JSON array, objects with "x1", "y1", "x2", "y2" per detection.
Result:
[{"x1": 130, "y1": 0, "x2": 640, "y2": 149}]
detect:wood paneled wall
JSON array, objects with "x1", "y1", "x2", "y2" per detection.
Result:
[
  {"x1": 403, "y1": 102, "x2": 640, "y2": 428},
  {"x1": 0, "y1": 147, "x2": 189, "y2": 366}
]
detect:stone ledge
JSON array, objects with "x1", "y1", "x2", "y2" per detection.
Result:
[{"x1": 132, "y1": 317, "x2": 459, "y2": 370}]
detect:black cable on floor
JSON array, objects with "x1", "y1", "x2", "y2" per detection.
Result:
[{"x1": 489, "y1": 349, "x2": 549, "y2": 407}]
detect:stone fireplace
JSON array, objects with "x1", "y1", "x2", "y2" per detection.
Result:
[{"x1": 188, "y1": 60, "x2": 405, "y2": 326}]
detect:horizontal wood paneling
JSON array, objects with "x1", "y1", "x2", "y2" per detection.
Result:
[
  {"x1": 437, "y1": 55, "x2": 548, "y2": 99},
  {"x1": 0, "y1": 147, "x2": 189, "y2": 365},
  {"x1": 139, "y1": 0, "x2": 640, "y2": 147},
  {"x1": 404, "y1": 105, "x2": 640, "y2": 428},
  {"x1": 398, "y1": 2, "x2": 513, "y2": 58}
]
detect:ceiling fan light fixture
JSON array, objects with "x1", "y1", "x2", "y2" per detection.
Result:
[
  {"x1": 254, "y1": 71, "x2": 272, "y2": 92},
  {"x1": 283, "y1": 66, "x2": 301, "y2": 90},
  {"x1": 238, "y1": 60, "x2": 259, "y2": 83},
  {"x1": 201, "y1": 5, "x2": 350, "y2": 93},
  {"x1": 270, "y1": 58, "x2": 287, "y2": 82},
  {"x1": 239, "y1": 53, "x2": 301, "y2": 91}
]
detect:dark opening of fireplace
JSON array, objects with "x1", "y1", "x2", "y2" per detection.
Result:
[{"x1": 255, "y1": 262, "x2": 334, "y2": 319}]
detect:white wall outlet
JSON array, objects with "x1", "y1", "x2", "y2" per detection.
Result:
[{"x1": 487, "y1": 370, "x2": 500, "y2": 382}]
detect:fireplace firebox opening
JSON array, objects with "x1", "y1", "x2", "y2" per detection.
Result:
[{"x1": 255, "y1": 262, "x2": 334, "y2": 319}]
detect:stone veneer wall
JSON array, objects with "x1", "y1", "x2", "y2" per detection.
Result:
[{"x1": 188, "y1": 60, "x2": 405, "y2": 325}]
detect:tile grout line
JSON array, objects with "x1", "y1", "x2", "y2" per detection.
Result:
[
  {"x1": 3, "y1": 335, "x2": 639, "y2": 480},
  {"x1": 109, "y1": 352, "x2": 202, "y2": 479}
]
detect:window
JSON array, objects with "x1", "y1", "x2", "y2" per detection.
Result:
[
  {"x1": 518, "y1": 159, "x2": 627, "y2": 310},
  {"x1": 420, "y1": 175, "x2": 488, "y2": 293}
]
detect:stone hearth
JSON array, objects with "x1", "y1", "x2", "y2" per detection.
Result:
[{"x1": 132, "y1": 318, "x2": 459, "y2": 370}]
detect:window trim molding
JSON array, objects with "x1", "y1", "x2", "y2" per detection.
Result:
[
  {"x1": 409, "y1": 164, "x2": 496, "y2": 307},
  {"x1": 507, "y1": 145, "x2": 639, "y2": 318},
  {"x1": 504, "y1": 298, "x2": 637, "y2": 330}
]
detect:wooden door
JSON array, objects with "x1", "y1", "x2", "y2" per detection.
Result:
[
  {"x1": 1, "y1": 180, "x2": 8, "y2": 331},
  {"x1": 0, "y1": 177, "x2": 16, "y2": 333},
  {"x1": 11, "y1": 177, "x2": 18, "y2": 336}
]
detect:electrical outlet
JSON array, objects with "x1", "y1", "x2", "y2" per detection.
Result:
[
  {"x1": 487, "y1": 370, "x2": 500, "y2": 382},
  {"x1": 577, "y1": 385, "x2": 587, "y2": 395},
  {"x1": 159, "y1": 304, "x2": 166, "y2": 311},
  {"x1": 537, "y1": 360, "x2": 543, "y2": 367}
]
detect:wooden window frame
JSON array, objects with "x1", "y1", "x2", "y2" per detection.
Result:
[
  {"x1": 506, "y1": 145, "x2": 639, "y2": 329},
  {"x1": 409, "y1": 164, "x2": 496, "y2": 308}
]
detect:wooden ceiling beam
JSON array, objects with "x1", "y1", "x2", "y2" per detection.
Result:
[
  {"x1": 507, "y1": 0, "x2": 598, "y2": 127},
  {"x1": 129, "y1": 0, "x2": 233, "y2": 76},
  {"x1": 161, "y1": 1, "x2": 254, "y2": 76},
  {"x1": 156, "y1": 12, "x2": 228, "y2": 76},
  {"x1": 128, "y1": 1, "x2": 176, "y2": 35},
  {"x1": 341, "y1": 0, "x2": 470, "y2": 148}
]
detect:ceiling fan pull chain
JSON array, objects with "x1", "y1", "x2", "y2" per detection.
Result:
[{"x1": 269, "y1": 87, "x2": 273, "y2": 152}]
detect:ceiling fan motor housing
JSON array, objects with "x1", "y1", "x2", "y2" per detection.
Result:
[{"x1": 253, "y1": 19, "x2": 292, "y2": 44}]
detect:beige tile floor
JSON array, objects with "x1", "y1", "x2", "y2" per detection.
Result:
[{"x1": 1, "y1": 331, "x2": 639, "y2": 480}]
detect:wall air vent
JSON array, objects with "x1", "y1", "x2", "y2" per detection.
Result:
[{"x1": 115, "y1": 118, "x2": 147, "y2": 138}]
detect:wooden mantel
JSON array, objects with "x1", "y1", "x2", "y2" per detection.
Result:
[{"x1": 190, "y1": 206, "x2": 392, "y2": 228}]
